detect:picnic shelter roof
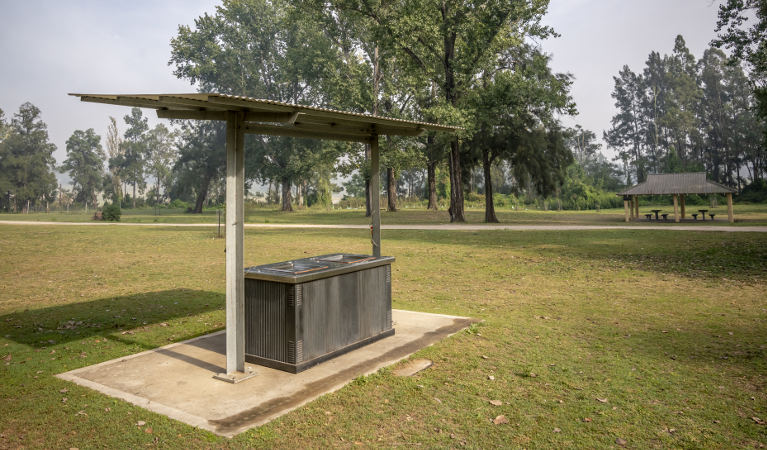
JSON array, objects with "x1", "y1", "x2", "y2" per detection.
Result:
[
  {"x1": 69, "y1": 93, "x2": 460, "y2": 143},
  {"x1": 618, "y1": 173, "x2": 736, "y2": 196}
]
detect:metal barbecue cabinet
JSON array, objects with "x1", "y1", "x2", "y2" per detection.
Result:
[{"x1": 244, "y1": 253, "x2": 394, "y2": 373}]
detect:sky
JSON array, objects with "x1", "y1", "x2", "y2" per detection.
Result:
[{"x1": 0, "y1": 0, "x2": 723, "y2": 184}]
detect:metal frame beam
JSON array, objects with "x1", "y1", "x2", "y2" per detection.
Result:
[
  {"x1": 243, "y1": 123, "x2": 373, "y2": 143},
  {"x1": 370, "y1": 135, "x2": 381, "y2": 257},
  {"x1": 157, "y1": 109, "x2": 300, "y2": 123}
]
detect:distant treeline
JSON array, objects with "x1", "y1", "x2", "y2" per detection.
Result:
[
  {"x1": 605, "y1": 35, "x2": 765, "y2": 188},
  {"x1": 1, "y1": 1, "x2": 765, "y2": 217}
]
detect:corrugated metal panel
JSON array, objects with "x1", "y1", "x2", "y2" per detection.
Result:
[
  {"x1": 245, "y1": 280, "x2": 288, "y2": 362},
  {"x1": 618, "y1": 173, "x2": 736, "y2": 195},
  {"x1": 69, "y1": 93, "x2": 460, "y2": 133},
  {"x1": 245, "y1": 259, "x2": 393, "y2": 373}
]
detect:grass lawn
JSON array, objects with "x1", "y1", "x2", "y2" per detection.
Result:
[
  {"x1": 2, "y1": 202, "x2": 767, "y2": 226},
  {"x1": 0, "y1": 224, "x2": 765, "y2": 448}
]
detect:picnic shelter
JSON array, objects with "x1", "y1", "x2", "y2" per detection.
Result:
[
  {"x1": 70, "y1": 92, "x2": 460, "y2": 380},
  {"x1": 618, "y1": 173, "x2": 737, "y2": 223}
]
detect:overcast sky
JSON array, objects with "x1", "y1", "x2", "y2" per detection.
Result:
[{"x1": 0, "y1": 0, "x2": 722, "y2": 179}]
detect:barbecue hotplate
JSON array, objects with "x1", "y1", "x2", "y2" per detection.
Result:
[
  {"x1": 316, "y1": 254, "x2": 376, "y2": 264},
  {"x1": 244, "y1": 253, "x2": 395, "y2": 282},
  {"x1": 263, "y1": 261, "x2": 330, "y2": 274}
]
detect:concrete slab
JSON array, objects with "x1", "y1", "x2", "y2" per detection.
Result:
[{"x1": 57, "y1": 309, "x2": 474, "y2": 437}]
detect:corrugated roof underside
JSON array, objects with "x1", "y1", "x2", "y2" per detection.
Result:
[
  {"x1": 69, "y1": 93, "x2": 459, "y2": 133},
  {"x1": 618, "y1": 173, "x2": 736, "y2": 195}
]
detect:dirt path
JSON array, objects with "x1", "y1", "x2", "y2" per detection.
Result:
[{"x1": 1, "y1": 220, "x2": 765, "y2": 232}]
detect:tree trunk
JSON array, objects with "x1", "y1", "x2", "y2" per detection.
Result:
[
  {"x1": 193, "y1": 174, "x2": 211, "y2": 213},
  {"x1": 427, "y1": 160, "x2": 438, "y2": 211},
  {"x1": 365, "y1": 45, "x2": 380, "y2": 218},
  {"x1": 157, "y1": 172, "x2": 162, "y2": 206},
  {"x1": 441, "y1": 26, "x2": 464, "y2": 223},
  {"x1": 482, "y1": 149, "x2": 498, "y2": 223},
  {"x1": 132, "y1": 182, "x2": 136, "y2": 208},
  {"x1": 296, "y1": 182, "x2": 304, "y2": 208},
  {"x1": 281, "y1": 176, "x2": 293, "y2": 212},
  {"x1": 387, "y1": 167, "x2": 397, "y2": 212},
  {"x1": 448, "y1": 139, "x2": 465, "y2": 222},
  {"x1": 113, "y1": 175, "x2": 122, "y2": 203}
]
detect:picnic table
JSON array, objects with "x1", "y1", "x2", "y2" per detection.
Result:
[
  {"x1": 651, "y1": 209, "x2": 662, "y2": 221},
  {"x1": 698, "y1": 209, "x2": 709, "y2": 221}
]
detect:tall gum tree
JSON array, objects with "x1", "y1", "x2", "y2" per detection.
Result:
[
  {"x1": 61, "y1": 128, "x2": 105, "y2": 209},
  {"x1": 468, "y1": 47, "x2": 575, "y2": 222},
  {"x1": 0, "y1": 103, "x2": 57, "y2": 212},
  {"x1": 714, "y1": 0, "x2": 767, "y2": 120},
  {"x1": 170, "y1": 0, "x2": 351, "y2": 211},
  {"x1": 340, "y1": 0, "x2": 555, "y2": 222}
]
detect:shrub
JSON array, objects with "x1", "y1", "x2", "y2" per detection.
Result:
[
  {"x1": 169, "y1": 199, "x2": 190, "y2": 210},
  {"x1": 739, "y1": 180, "x2": 767, "y2": 203},
  {"x1": 102, "y1": 202, "x2": 121, "y2": 221}
]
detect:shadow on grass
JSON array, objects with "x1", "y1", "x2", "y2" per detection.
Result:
[
  {"x1": 0, "y1": 289, "x2": 223, "y2": 348},
  {"x1": 590, "y1": 320, "x2": 767, "y2": 374},
  {"x1": 372, "y1": 228, "x2": 767, "y2": 282}
]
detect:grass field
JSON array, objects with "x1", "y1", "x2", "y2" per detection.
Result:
[
  {"x1": 2, "y1": 202, "x2": 767, "y2": 226},
  {"x1": 1, "y1": 224, "x2": 766, "y2": 448}
]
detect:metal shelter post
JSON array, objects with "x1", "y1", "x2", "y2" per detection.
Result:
[
  {"x1": 225, "y1": 111, "x2": 246, "y2": 376},
  {"x1": 370, "y1": 135, "x2": 381, "y2": 257}
]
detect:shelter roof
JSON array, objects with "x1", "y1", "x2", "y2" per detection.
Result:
[
  {"x1": 618, "y1": 173, "x2": 736, "y2": 196},
  {"x1": 69, "y1": 93, "x2": 460, "y2": 143}
]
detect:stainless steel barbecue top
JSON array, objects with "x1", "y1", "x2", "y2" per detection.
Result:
[{"x1": 244, "y1": 253, "x2": 394, "y2": 283}]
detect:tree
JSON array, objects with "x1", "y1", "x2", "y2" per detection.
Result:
[
  {"x1": 145, "y1": 123, "x2": 177, "y2": 205},
  {"x1": 468, "y1": 47, "x2": 575, "y2": 222},
  {"x1": 171, "y1": 121, "x2": 226, "y2": 213},
  {"x1": 115, "y1": 108, "x2": 149, "y2": 207},
  {"x1": 605, "y1": 35, "x2": 764, "y2": 186},
  {"x1": 105, "y1": 117, "x2": 123, "y2": 202},
  {"x1": 568, "y1": 125, "x2": 602, "y2": 165},
  {"x1": 340, "y1": 0, "x2": 555, "y2": 222},
  {"x1": 61, "y1": 128, "x2": 105, "y2": 208},
  {"x1": 565, "y1": 126, "x2": 623, "y2": 192},
  {"x1": 0, "y1": 103, "x2": 57, "y2": 212},
  {"x1": 170, "y1": 0, "x2": 348, "y2": 211},
  {"x1": 713, "y1": 0, "x2": 767, "y2": 117},
  {"x1": 604, "y1": 65, "x2": 647, "y2": 183},
  {"x1": 0, "y1": 108, "x2": 7, "y2": 142}
]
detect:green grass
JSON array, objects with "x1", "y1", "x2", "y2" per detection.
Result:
[
  {"x1": 0, "y1": 225, "x2": 766, "y2": 448},
  {"x1": 2, "y1": 201, "x2": 767, "y2": 226}
]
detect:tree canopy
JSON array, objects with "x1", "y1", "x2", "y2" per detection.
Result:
[
  {"x1": 61, "y1": 128, "x2": 105, "y2": 207},
  {"x1": 0, "y1": 103, "x2": 57, "y2": 211}
]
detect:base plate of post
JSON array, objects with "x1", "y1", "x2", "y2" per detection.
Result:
[{"x1": 213, "y1": 365, "x2": 257, "y2": 384}]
